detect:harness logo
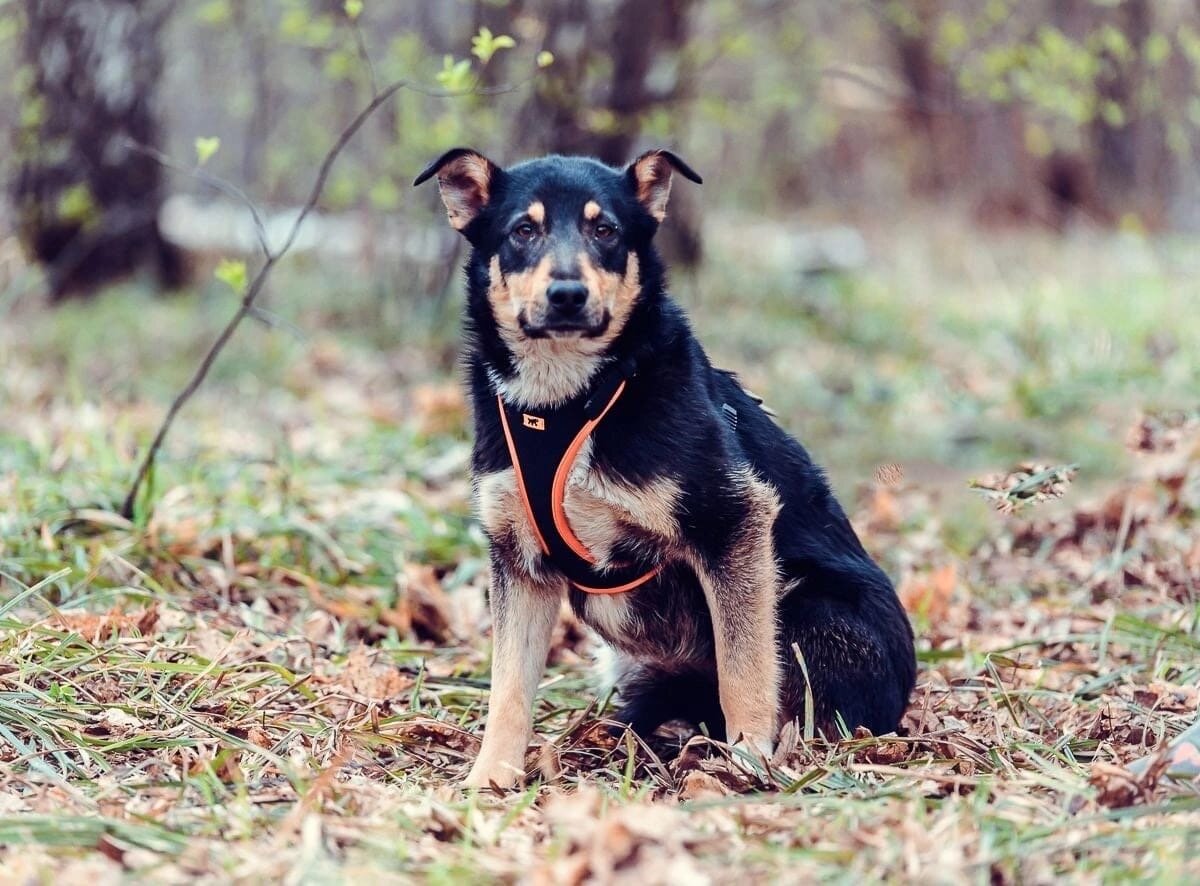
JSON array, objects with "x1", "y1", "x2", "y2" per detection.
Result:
[{"x1": 522, "y1": 414, "x2": 546, "y2": 431}]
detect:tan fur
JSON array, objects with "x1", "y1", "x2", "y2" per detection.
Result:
[
  {"x1": 468, "y1": 469, "x2": 566, "y2": 788},
  {"x1": 476, "y1": 470, "x2": 547, "y2": 576},
  {"x1": 487, "y1": 253, "x2": 552, "y2": 337},
  {"x1": 435, "y1": 152, "x2": 494, "y2": 230},
  {"x1": 629, "y1": 153, "x2": 674, "y2": 221},
  {"x1": 687, "y1": 468, "x2": 783, "y2": 753},
  {"x1": 469, "y1": 443, "x2": 684, "y2": 788},
  {"x1": 493, "y1": 338, "x2": 608, "y2": 408},
  {"x1": 584, "y1": 594, "x2": 634, "y2": 643},
  {"x1": 583, "y1": 200, "x2": 602, "y2": 220},
  {"x1": 563, "y1": 454, "x2": 682, "y2": 646},
  {"x1": 463, "y1": 576, "x2": 560, "y2": 789},
  {"x1": 578, "y1": 251, "x2": 641, "y2": 348},
  {"x1": 489, "y1": 256, "x2": 608, "y2": 408},
  {"x1": 562, "y1": 437, "x2": 682, "y2": 559},
  {"x1": 527, "y1": 200, "x2": 545, "y2": 225},
  {"x1": 486, "y1": 249, "x2": 642, "y2": 409},
  {"x1": 479, "y1": 449, "x2": 682, "y2": 572}
]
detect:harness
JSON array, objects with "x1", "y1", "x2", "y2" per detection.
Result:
[{"x1": 496, "y1": 356, "x2": 661, "y2": 595}]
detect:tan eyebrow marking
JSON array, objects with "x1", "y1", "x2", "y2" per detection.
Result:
[
  {"x1": 527, "y1": 201, "x2": 545, "y2": 224},
  {"x1": 583, "y1": 200, "x2": 601, "y2": 220}
]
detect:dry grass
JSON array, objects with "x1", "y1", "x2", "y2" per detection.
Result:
[{"x1": 1, "y1": 227, "x2": 1199, "y2": 883}]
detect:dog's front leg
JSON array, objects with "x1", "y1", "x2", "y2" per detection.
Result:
[
  {"x1": 688, "y1": 469, "x2": 783, "y2": 758},
  {"x1": 463, "y1": 559, "x2": 560, "y2": 789}
]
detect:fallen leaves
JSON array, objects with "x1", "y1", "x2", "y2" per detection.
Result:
[
  {"x1": 1126, "y1": 408, "x2": 1200, "y2": 455},
  {"x1": 897, "y1": 562, "x2": 958, "y2": 620},
  {"x1": 1089, "y1": 758, "x2": 1169, "y2": 809},
  {"x1": 969, "y1": 462, "x2": 1078, "y2": 514},
  {"x1": 534, "y1": 789, "x2": 713, "y2": 886},
  {"x1": 3, "y1": 322, "x2": 1199, "y2": 883},
  {"x1": 50, "y1": 605, "x2": 159, "y2": 641},
  {"x1": 330, "y1": 644, "x2": 411, "y2": 701},
  {"x1": 388, "y1": 563, "x2": 456, "y2": 642}
]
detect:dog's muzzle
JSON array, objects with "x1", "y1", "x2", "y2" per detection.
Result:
[{"x1": 521, "y1": 279, "x2": 608, "y2": 337}]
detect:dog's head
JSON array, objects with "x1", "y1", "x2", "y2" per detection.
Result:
[{"x1": 414, "y1": 149, "x2": 701, "y2": 345}]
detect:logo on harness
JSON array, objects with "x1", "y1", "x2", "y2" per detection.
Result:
[{"x1": 522, "y1": 414, "x2": 546, "y2": 430}]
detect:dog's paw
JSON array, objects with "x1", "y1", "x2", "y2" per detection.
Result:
[
  {"x1": 461, "y1": 759, "x2": 525, "y2": 791},
  {"x1": 728, "y1": 734, "x2": 775, "y2": 775}
]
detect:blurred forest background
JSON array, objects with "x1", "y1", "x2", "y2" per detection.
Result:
[
  {"x1": 2, "y1": 2, "x2": 1200, "y2": 881},
  {"x1": 3, "y1": 0, "x2": 1199, "y2": 485},
  {"x1": 7, "y1": 0, "x2": 1200, "y2": 289}
]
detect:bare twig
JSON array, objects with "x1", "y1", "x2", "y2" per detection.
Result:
[
  {"x1": 118, "y1": 60, "x2": 540, "y2": 519},
  {"x1": 347, "y1": 18, "x2": 380, "y2": 99},
  {"x1": 819, "y1": 64, "x2": 983, "y2": 118},
  {"x1": 125, "y1": 140, "x2": 274, "y2": 259},
  {"x1": 119, "y1": 79, "x2": 408, "y2": 519}
]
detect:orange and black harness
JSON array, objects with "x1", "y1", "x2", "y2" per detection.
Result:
[{"x1": 496, "y1": 358, "x2": 661, "y2": 595}]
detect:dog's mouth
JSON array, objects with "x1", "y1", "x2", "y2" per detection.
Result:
[{"x1": 518, "y1": 312, "x2": 611, "y2": 340}]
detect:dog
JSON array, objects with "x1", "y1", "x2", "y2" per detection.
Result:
[{"x1": 414, "y1": 148, "x2": 916, "y2": 789}]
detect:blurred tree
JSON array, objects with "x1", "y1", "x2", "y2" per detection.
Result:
[
  {"x1": 880, "y1": 0, "x2": 1192, "y2": 227},
  {"x1": 513, "y1": 0, "x2": 703, "y2": 263},
  {"x1": 11, "y1": 0, "x2": 183, "y2": 300}
]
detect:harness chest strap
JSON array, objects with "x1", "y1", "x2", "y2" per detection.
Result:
[{"x1": 496, "y1": 376, "x2": 660, "y2": 595}]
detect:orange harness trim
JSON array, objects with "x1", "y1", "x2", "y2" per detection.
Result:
[
  {"x1": 497, "y1": 399, "x2": 550, "y2": 557},
  {"x1": 496, "y1": 379, "x2": 660, "y2": 595}
]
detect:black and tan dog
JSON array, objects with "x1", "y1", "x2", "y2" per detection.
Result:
[{"x1": 414, "y1": 148, "x2": 916, "y2": 788}]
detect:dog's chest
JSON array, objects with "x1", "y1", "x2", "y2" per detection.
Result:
[{"x1": 561, "y1": 443, "x2": 680, "y2": 567}]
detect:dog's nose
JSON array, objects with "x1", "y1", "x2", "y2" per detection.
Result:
[{"x1": 546, "y1": 280, "x2": 589, "y2": 316}]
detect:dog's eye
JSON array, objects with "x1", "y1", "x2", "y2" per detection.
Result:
[
  {"x1": 593, "y1": 223, "x2": 616, "y2": 240},
  {"x1": 512, "y1": 221, "x2": 537, "y2": 241}
]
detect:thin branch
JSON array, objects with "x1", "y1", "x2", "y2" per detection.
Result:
[
  {"x1": 274, "y1": 79, "x2": 407, "y2": 258},
  {"x1": 125, "y1": 140, "x2": 273, "y2": 259},
  {"x1": 118, "y1": 67, "x2": 538, "y2": 519},
  {"x1": 347, "y1": 17, "x2": 380, "y2": 98},
  {"x1": 119, "y1": 79, "x2": 405, "y2": 519},
  {"x1": 819, "y1": 65, "x2": 983, "y2": 118}
]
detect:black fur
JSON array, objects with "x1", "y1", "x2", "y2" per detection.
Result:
[{"x1": 429, "y1": 151, "x2": 916, "y2": 743}]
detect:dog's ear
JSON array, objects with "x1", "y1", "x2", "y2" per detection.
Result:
[
  {"x1": 413, "y1": 148, "x2": 501, "y2": 232},
  {"x1": 625, "y1": 150, "x2": 703, "y2": 222}
]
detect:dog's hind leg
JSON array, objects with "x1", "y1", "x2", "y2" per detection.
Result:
[{"x1": 776, "y1": 561, "x2": 915, "y2": 738}]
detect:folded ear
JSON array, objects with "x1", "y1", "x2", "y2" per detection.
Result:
[
  {"x1": 413, "y1": 148, "x2": 501, "y2": 231},
  {"x1": 625, "y1": 150, "x2": 703, "y2": 222}
]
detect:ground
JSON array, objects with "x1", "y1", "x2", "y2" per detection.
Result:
[{"x1": 1, "y1": 217, "x2": 1198, "y2": 883}]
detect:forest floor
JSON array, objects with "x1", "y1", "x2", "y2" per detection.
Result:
[{"x1": 1, "y1": 218, "x2": 1199, "y2": 883}]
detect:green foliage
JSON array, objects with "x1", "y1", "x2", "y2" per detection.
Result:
[
  {"x1": 54, "y1": 183, "x2": 96, "y2": 227},
  {"x1": 926, "y1": 2, "x2": 1200, "y2": 162},
  {"x1": 194, "y1": 135, "x2": 221, "y2": 166},
  {"x1": 214, "y1": 258, "x2": 248, "y2": 293},
  {"x1": 435, "y1": 55, "x2": 474, "y2": 92},
  {"x1": 469, "y1": 26, "x2": 515, "y2": 64},
  {"x1": 195, "y1": 0, "x2": 231, "y2": 26}
]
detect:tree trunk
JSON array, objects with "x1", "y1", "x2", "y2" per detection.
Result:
[
  {"x1": 513, "y1": 0, "x2": 703, "y2": 264},
  {"x1": 875, "y1": 0, "x2": 957, "y2": 193},
  {"x1": 12, "y1": 0, "x2": 182, "y2": 301},
  {"x1": 1089, "y1": 0, "x2": 1168, "y2": 222}
]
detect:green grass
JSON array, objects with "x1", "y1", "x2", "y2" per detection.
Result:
[{"x1": 2, "y1": 221, "x2": 1199, "y2": 881}]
